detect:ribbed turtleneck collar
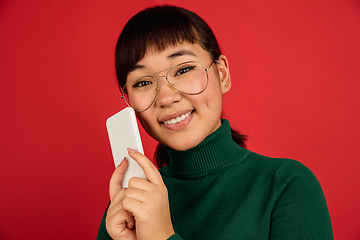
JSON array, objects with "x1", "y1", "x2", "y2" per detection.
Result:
[{"x1": 160, "y1": 119, "x2": 249, "y2": 180}]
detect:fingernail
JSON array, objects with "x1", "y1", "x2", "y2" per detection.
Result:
[
  {"x1": 127, "y1": 148, "x2": 136, "y2": 154},
  {"x1": 117, "y1": 157, "x2": 126, "y2": 167}
]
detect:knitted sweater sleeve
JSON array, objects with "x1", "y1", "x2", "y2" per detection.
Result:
[
  {"x1": 97, "y1": 209, "x2": 185, "y2": 240},
  {"x1": 167, "y1": 233, "x2": 184, "y2": 240},
  {"x1": 96, "y1": 211, "x2": 113, "y2": 240},
  {"x1": 269, "y1": 160, "x2": 333, "y2": 240}
]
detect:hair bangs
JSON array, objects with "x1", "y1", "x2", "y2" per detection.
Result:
[
  {"x1": 115, "y1": 5, "x2": 199, "y2": 88},
  {"x1": 144, "y1": 9, "x2": 198, "y2": 52}
]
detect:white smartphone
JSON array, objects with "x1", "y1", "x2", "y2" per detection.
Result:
[{"x1": 106, "y1": 107, "x2": 146, "y2": 188}]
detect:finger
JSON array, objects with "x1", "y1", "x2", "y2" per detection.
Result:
[
  {"x1": 109, "y1": 157, "x2": 128, "y2": 201},
  {"x1": 122, "y1": 196, "x2": 143, "y2": 219},
  {"x1": 124, "y1": 186, "x2": 148, "y2": 202},
  {"x1": 106, "y1": 208, "x2": 136, "y2": 234},
  {"x1": 107, "y1": 188, "x2": 127, "y2": 218},
  {"x1": 113, "y1": 209, "x2": 135, "y2": 230},
  {"x1": 127, "y1": 148, "x2": 163, "y2": 185},
  {"x1": 111, "y1": 187, "x2": 126, "y2": 204},
  {"x1": 128, "y1": 175, "x2": 153, "y2": 190}
]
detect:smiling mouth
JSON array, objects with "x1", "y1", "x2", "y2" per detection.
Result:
[{"x1": 163, "y1": 110, "x2": 193, "y2": 125}]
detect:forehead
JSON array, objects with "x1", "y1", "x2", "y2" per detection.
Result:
[
  {"x1": 125, "y1": 43, "x2": 212, "y2": 81},
  {"x1": 138, "y1": 43, "x2": 209, "y2": 64}
]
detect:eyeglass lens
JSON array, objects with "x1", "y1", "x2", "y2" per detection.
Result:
[{"x1": 122, "y1": 61, "x2": 208, "y2": 112}]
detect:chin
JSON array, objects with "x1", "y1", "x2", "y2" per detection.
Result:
[{"x1": 171, "y1": 145, "x2": 193, "y2": 152}]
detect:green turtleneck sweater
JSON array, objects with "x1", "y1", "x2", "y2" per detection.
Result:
[{"x1": 97, "y1": 119, "x2": 333, "y2": 239}]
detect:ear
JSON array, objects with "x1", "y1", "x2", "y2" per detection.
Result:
[{"x1": 215, "y1": 55, "x2": 231, "y2": 94}]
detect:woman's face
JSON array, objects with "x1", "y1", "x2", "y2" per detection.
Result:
[{"x1": 126, "y1": 43, "x2": 231, "y2": 151}]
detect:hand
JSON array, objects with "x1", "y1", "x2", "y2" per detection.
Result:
[
  {"x1": 106, "y1": 149, "x2": 175, "y2": 240},
  {"x1": 123, "y1": 148, "x2": 175, "y2": 240},
  {"x1": 106, "y1": 158, "x2": 137, "y2": 240}
]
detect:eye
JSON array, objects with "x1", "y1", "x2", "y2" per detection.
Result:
[
  {"x1": 174, "y1": 65, "x2": 196, "y2": 76},
  {"x1": 132, "y1": 79, "x2": 153, "y2": 88}
]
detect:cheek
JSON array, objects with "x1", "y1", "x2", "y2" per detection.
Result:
[
  {"x1": 135, "y1": 112, "x2": 152, "y2": 132},
  {"x1": 136, "y1": 111, "x2": 159, "y2": 139},
  {"x1": 200, "y1": 77, "x2": 223, "y2": 107}
]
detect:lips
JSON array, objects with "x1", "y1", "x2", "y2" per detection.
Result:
[{"x1": 160, "y1": 110, "x2": 194, "y2": 125}]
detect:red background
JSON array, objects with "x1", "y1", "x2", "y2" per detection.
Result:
[{"x1": 1, "y1": 0, "x2": 359, "y2": 239}]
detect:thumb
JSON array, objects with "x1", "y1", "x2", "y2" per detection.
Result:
[
  {"x1": 109, "y1": 157, "x2": 128, "y2": 201},
  {"x1": 127, "y1": 148, "x2": 163, "y2": 186}
]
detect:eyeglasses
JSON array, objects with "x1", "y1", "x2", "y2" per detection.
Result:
[{"x1": 121, "y1": 61, "x2": 214, "y2": 112}]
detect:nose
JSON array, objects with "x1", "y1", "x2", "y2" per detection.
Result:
[{"x1": 155, "y1": 76, "x2": 181, "y2": 107}]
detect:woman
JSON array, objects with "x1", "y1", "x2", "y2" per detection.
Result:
[{"x1": 97, "y1": 5, "x2": 333, "y2": 240}]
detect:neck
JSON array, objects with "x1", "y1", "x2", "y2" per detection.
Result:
[{"x1": 161, "y1": 119, "x2": 248, "y2": 179}]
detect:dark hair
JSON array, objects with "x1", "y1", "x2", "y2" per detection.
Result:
[
  {"x1": 115, "y1": 5, "x2": 221, "y2": 89},
  {"x1": 115, "y1": 5, "x2": 247, "y2": 168}
]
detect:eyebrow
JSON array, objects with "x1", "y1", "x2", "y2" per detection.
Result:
[
  {"x1": 128, "y1": 49, "x2": 197, "y2": 73},
  {"x1": 167, "y1": 49, "x2": 197, "y2": 59},
  {"x1": 129, "y1": 64, "x2": 145, "y2": 73}
]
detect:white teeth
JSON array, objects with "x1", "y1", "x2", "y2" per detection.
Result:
[{"x1": 164, "y1": 111, "x2": 192, "y2": 125}]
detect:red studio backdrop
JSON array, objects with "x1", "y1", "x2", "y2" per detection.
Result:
[{"x1": 1, "y1": 0, "x2": 359, "y2": 239}]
